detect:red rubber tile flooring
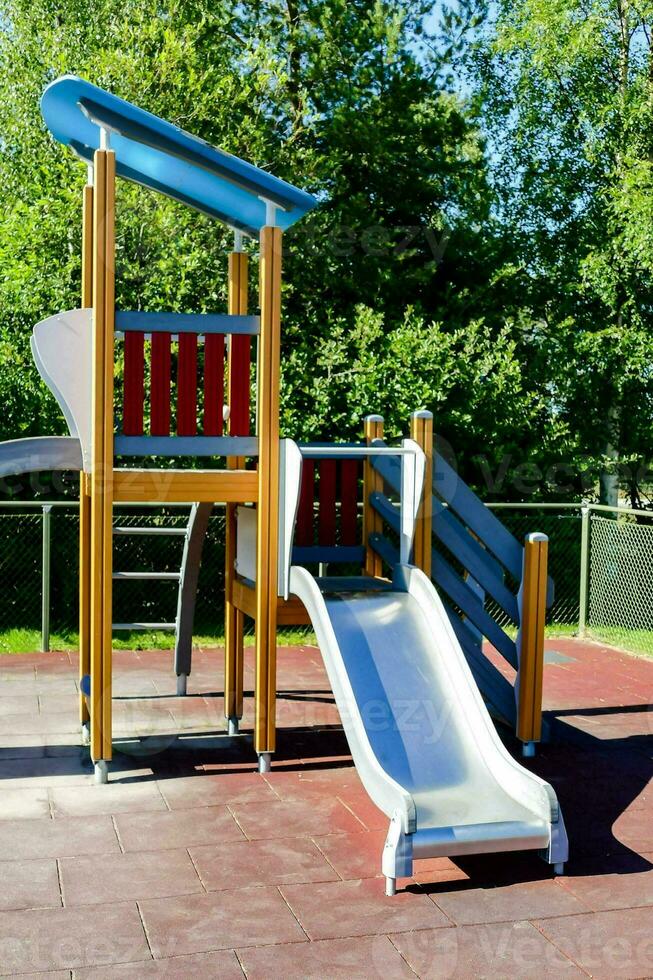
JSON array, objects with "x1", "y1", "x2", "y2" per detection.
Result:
[{"x1": 0, "y1": 637, "x2": 650, "y2": 977}]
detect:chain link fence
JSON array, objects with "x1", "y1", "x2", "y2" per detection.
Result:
[
  {"x1": 0, "y1": 503, "x2": 231, "y2": 649},
  {"x1": 488, "y1": 507, "x2": 582, "y2": 628},
  {"x1": 0, "y1": 499, "x2": 651, "y2": 657},
  {"x1": 588, "y1": 513, "x2": 653, "y2": 656}
]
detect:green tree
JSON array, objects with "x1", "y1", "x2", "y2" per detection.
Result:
[
  {"x1": 471, "y1": 0, "x2": 653, "y2": 505},
  {"x1": 0, "y1": 0, "x2": 548, "y2": 498}
]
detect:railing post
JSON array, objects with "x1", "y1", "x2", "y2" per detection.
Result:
[
  {"x1": 516, "y1": 532, "x2": 548, "y2": 755},
  {"x1": 410, "y1": 410, "x2": 433, "y2": 577},
  {"x1": 41, "y1": 505, "x2": 52, "y2": 653},
  {"x1": 578, "y1": 499, "x2": 590, "y2": 637},
  {"x1": 363, "y1": 415, "x2": 384, "y2": 578}
]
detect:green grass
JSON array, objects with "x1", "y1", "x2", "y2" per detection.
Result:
[
  {"x1": 0, "y1": 622, "x2": 649, "y2": 658},
  {"x1": 0, "y1": 626, "x2": 317, "y2": 654},
  {"x1": 582, "y1": 625, "x2": 653, "y2": 659}
]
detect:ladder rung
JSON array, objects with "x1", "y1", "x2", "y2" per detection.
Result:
[
  {"x1": 113, "y1": 526, "x2": 187, "y2": 536},
  {"x1": 112, "y1": 622, "x2": 177, "y2": 631},
  {"x1": 112, "y1": 571, "x2": 181, "y2": 581}
]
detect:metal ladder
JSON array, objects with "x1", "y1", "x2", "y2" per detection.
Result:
[{"x1": 111, "y1": 503, "x2": 212, "y2": 694}]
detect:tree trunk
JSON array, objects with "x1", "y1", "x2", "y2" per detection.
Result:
[{"x1": 599, "y1": 400, "x2": 621, "y2": 508}]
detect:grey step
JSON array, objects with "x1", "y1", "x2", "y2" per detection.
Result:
[
  {"x1": 112, "y1": 571, "x2": 181, "y2": 581},
  {"x1": 112, "y1": 622, "x2": 177, "y2": 631},
  {"x1": 113, "y1": 526, "x2": 188, "y2": 536}
]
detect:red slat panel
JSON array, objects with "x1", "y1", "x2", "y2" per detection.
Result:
[
  {"x1": 295, "y1": 459, "x2": 315, "y2": 547},
  {"x1": 339, "y1": 459, "x2": 359, "y2": 545},
  {"x1": 177, "y1": 333, "x2": 198, "y2": 436},
  {"x1": 203, "y1": 334, "x2": 225, "y2": 436},
  {"x1": 318, "y1": 459, "x2": 337, "y2": 547},
  {"x1": 150, "y1": 332, "x2": 171, "y2": 436},
  {"x1": 229, "y1": 335, "x2": 251, "y2": 436},
  {"x1": 123, "y1": 331, "x2": 144, "y2": 436}
]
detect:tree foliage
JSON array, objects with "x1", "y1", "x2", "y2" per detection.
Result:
[
  {"x1": 0, "y1": 0, "x2": 651, "y2": 503},
  {"x1": 470, "y1": 0, "x2": 653, "y2": 504}
]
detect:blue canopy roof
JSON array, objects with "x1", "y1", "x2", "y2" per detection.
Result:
[{"x1": 41, "y1": 76, "x2": 317, "y2": 236}]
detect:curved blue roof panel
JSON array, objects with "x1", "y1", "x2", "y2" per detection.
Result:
[{"x1": 41, "y1": 76, "x2": 317, "y2": 235}]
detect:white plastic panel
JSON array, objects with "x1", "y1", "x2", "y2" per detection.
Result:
[
  {"x1": 31, "y1": 309, "x2": 92, "y2": 471},
  {"x1": 235, "y1": 506, "x2": 257, "y2": 582},
  {"x1": 278, "y1": 439, "x2": 302, "y2": 599},
  {"x1": 399, "y1": 438, "x2": 426, "y2": 563}
]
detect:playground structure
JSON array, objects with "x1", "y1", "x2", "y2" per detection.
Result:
[{"x1": 0, "y1": 76, "x2": 568, "y2": 892}]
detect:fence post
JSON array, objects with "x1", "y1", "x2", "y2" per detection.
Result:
[
  {"x1": 516, "y1": 532, "x2": 548, "y2": 755},
  {"x1": 41, "y1": 505, "x2": 52, "y2": 653},
  {"x1": 578, "y1": 499, "x2": 590, "y2": 637}
]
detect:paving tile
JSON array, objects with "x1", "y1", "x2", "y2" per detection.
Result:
[
  {"x1": 312, "y1": 829, "x2": 385, "y2": 879},
  {"x1": 0, "y1": 786, "x2": 50, "y2": 820},
  {"x1": 263, "y1": 765, "x2": 362, "y2": 801},
  {"x1": 191, "y1": 837, "x2": 339, "y2": 890},
  {"x1": 0, "y1": 735, "x2": 46, "y2": 760},
  {"x1": 115, "y1": 805, "x2": 245, "y2": 852},
  {"x1": 229, "y1": 797, "x2": 365, "y2": 840},
  {"x1": 0, "y1": 901, "x2": 150, "y2": 973},
  {"x1": 158, "y1": 773, "x2": 277, "y2": 809},
  {"x1": 73, "y1": 950, "x2": 244, "y2": 979},
  {"x1": 0, "y1": 694, "x2": 40, "y2": 717},
  {"x1": 0, "y1": 712, "x2": 79, "y2": 736},
  {"x1": 535, "y1": 906, "x2": 653, "y2": 979},
  {"x1": 51, "y1": 781, "x2": 167, "y2": 817},
  {"x1": 60, "y1": 849, "x2": 203, "y2": 905},
  {"x1": 10, "y1": 676, "x2": 78, "y2": 696},
  {"x1": 430, "y1": 878, "x2": 588, "y2": 925},
  {"x1": 612, "y1": 807, "x2": 653, "y2": 851},
  {"x1": 139, "y1": 886, "x2": 306, "y2": 957},
  {"x1": 390, "y1": 920, "x2": 585, "y2": 978},
  {"x1": 558, "y1": 862, "x2": 653, "y2": 911},
  {"x1": 275, "y1": 696, "x2": 341, "y2": 730},
  {"x1": 337, "y1": 791, "x2": 388, "y2": 831},
  {"x1": 312, "y1": 829, "x2": 465, "y2": 885},
  {"x1": 0, "y1": 815, "x2": 120, "y2": 861},
  {"x1": 238, "y1": 934, "x2": 414, "y2": 979},
  {"x1": 0, "y1": 756, "x2": 92, "y2": 787},
  {"x1": 38, "y1": 693, "x2": 79, "y2": 715},
  {"x1": 4, "y1": 973, "x2": 70, "y2": 980},
  {"x1": 0, "y1": 859, "x2": 61, "y2": 911},
  {"x1": 281, "y1": 877, "x2": 449, "y2": 940}
]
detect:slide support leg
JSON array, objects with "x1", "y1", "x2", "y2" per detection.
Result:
[
  {"x1": 382, "y1": 811, "x2": 413, "y2": 895},
  {"x1": 541, "y1": 810, "x2": 569, "y2": 870}
]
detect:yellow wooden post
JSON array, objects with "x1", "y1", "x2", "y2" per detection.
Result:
[
  {"x1": 363, "y1": 415, "x2": 384, "y2": 578},
  {"x1": 225, "y1": 244, "x2": 248, "y2": 731},
  {"x1": 101, "y1": 149, "x2": 116, "y2": 762},
  {"x1": 89, "y1": 146, "x2": 115, "y2": 776},
  {"x1": 410, "y1": 410, "x2": 433, "y2": 577},
  {"x1": 517, "y1": 533, "x2": 548, "y2": 752},
  {"x1": 254, "y1": 224, "x2": 282, "y2": 769},
  {"x1": 79, "y1": 178, "x2": 93, "y2": 729}
]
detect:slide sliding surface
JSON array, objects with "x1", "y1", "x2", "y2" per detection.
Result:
[{"x1": 289, "y1": 564, "x2": 568, "y2": 891}]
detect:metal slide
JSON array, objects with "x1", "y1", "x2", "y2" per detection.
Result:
[{"x1": 289, "y1": 562, "x2": 568, "y2": 894}]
